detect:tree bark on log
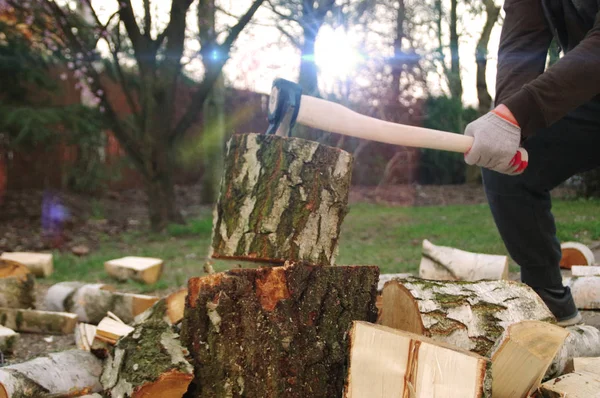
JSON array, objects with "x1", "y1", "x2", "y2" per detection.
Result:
[
  {"x1": 0, "y1": 308, "x2": 78, "y2": 334},
  {"x1": 379, "y1": 277, "x2": 555, "y2": 356},
  {"x1": 0, "y1": 252, "x2": 53, "y2": 277},
  {"x1": 0, "y1": 350, "x2": 102, "y2": 398},
  {"x1": 44, "y1": 282, "x2": 158, "y2": 324},
  {"x1": 0, "y1": 259, "x2": 35, "y2": 309},
  {"x1": 419, "y1": 239, "x2": 508, "y2": 281},
  {"x1": 181, "y1": 262, "x2": 379, "y2": 398},
  {"x1": 571, "y1": 265, "x2": 600, "y2": 276},
  {"x1": 488, "y1": 321, "x2": 569, "y2": 398},
  {"x1": 101, "y1": 299, "x2": 194, "y2": 398},
  {"x1": 346, "y1": 321, "x2": 491, "y2": 398},
  {"x1": 544, "y1": 325, "x2": 600, "y2": 379},
  {"x1": 211, "y1": 133, "x2": 353, "y2": 266}
]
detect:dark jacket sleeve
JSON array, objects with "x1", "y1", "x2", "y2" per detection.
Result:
[
  {"x1": 494, "y1": 0, "x2": 553, "y2": 136},
  {"x1": 500, "y1": 5, "x2": 600, "y2": 136}
]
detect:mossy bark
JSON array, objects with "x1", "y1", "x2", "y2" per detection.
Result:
[
  {"x1": 379, "y1": 277, "x2": 556, "y2": 356},
  {"x1": 101, "y1": 299, "x2": 194, "y2": 398},
  {"x1": 181, "y1": 262, "x2": 379, "y2": 398},
  {"x1": 0, "y1": 350, "x2": 102, "y2": 397},
  {"x1": 211, "y1": 133, "x2": 353, "y2": 266}
]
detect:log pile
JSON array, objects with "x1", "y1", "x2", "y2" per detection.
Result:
[{"x1": 2, "y1": 134, "x2": 600, "y2": 397}]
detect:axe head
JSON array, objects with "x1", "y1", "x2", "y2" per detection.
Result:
[{"x1": 266, "y1": 78, "x2": 302, "y2": 136}]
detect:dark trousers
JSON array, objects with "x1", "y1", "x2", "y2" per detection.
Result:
[{"x1": 483, "y1": 101, "x2": 600, "y2": 292}]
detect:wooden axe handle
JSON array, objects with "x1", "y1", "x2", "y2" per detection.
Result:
[{"x1": 297, "y1": 95, "x2": 473, "y2": 152}]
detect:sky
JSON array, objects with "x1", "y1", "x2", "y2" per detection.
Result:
[{"x1": 89, "y1": 0, "x2": 505, "y2": 107}]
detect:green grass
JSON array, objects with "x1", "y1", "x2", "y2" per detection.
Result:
[{"x1": 51, "y1": 198, "x2": 600, "y2": 294}]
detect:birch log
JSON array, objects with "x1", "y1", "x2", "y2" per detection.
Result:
[
  {"x1": 544, "y1": 325, "x2": 600, "y2": 379},
  {"x1": 101, "y1": 300, "x2": 194, "y2": 398},
  {"x1": 538, "y1": 372, "x2": 600, "y2": 397},
  {"x1": 181, "y1": 262, "x2": 379, "y2": 398},
  {"x1": 560, "y1": 242, "x2": 595, "y2": 269},
  {"x1": 571, "y1": 265, "x2": 600, "y2": 276},
  {"x1": 0, "y1": 350, "x2": 102, "y2": 398},
  {"x1": 346, "y1": 321, "x2": 491, "y2": 398},
  {"x1": 0, "y1": 308, "x2": 77, "y2": 334},
  {"x1": 0, "y1": 259, "x2": 35, "y2": 309},
  {"x1": 419, "y1": 239, "x2": 508, "y2": 281},
  {"x1": 564, "y1": 276, "x2": 600, "y2": 309},
  {"x1": 0, "y1": 326, "x2": 18, "y2": 354},
  {"x1": 211, "y1": 133, "x2": 353, "y2": 266},
  {"x1": 0, "y1": 252, "x2": 53, "y2": 277},
  {"x1": 44, "y1": 282, "x2": 158, "y2": 324},
  {"x1": 489, "y1": 321, "x2": 569, "y2": 398},
  {"x1": 379, "y1": 277, "x2": 555, "y2": 356}
]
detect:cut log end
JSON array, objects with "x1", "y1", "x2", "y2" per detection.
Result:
[
  {"x1": 104, "y1": 256, "x2": 164, "y2": 284},
  {"x1": 131, "y1": 370, "x2": 193, "y2": 398},
  {"x1": 0, "y1": 259, "x2": 35, "y2": 310},
  {"x1": 166, "y1": 288, "x2": 187, "y2": 324},
  {"x1": 0, "y1": 252, "x2": 53, "y2": 277},
  {"x1": 560, "y1": 242, "x2": 595, "y2": 269}
]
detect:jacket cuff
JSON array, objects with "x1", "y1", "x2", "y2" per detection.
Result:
[{"x1": 501, "y1": 87, "x2": 547, "y2": 137}]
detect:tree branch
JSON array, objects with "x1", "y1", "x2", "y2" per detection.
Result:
[
  {"x1": 143, "y1": 0, "x2": 152, "y2": 38},
  {"x1": 118, "y1": 0, "x2": 147, "y2": 66},
  {"x1": 277, "y1": 26, "x2": 301, "y2": 48}
]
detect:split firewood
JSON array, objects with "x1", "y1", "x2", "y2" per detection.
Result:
[
  {"x1": 0, "y1": 252, "x2": 53, "y2": 277},
  {"x1": 211, "y1": 133, "x2": 353, "y2": 266},
  {"x1": 379, "y1": 277, "x2": 555, "y2": 356},
  {"x1": 95, "y1": 317, "x2": 134, "y2": 345},
  {"x1": 571, "y1": 265, "x2": 600, "y2": 276},
  {"x1": 545, "y1": 325, "x2": 600, "y2": 379},
  {"x1": 74, "y1": 323, "x2": 97, "y2": 351},
  {"x1": 104, "y1": 256, "x2": 164, "y2": 284},
  {"x1": 488, "y1": 320, "x2": 569, "y2": 398},
  {"x1": 537, "y1": 371, "x2": 600, "y2": 397},
  {"x1": 181, "y1": 262, "x2": 379, "y2": 398},
  {"x1": 0, "y1": 349, "x2": 102, "y2": 398},
  {"x1": 564, "y1": 276, "x2": 600, "y2": 309},
  {"x1": 101, "y1": 299, "x2": 194, "y2": 398},
  {"x1": 573, "y1": 357, "x2": 600, "y2": 375},
  {"x1": 0, "y1": 326, "x2": 18, "y2": 354},
  {"x1": 0, "y1": 308, "x2": 77, "y2": 334},
  {"x1": 560, "y1": 241, "x2": 595, "y2": 269},
  {"x1": 166, "y1": 288, "x2": 187, "y2": 324},
  {"x1": 44, "y1": 282, "x2": 158, "y2": 324},
  {"x1": 0, "y1": 259, "x2": 35, "y2": 309},
  {"x1": 419, "y1": 239, "x2": 508, "y2": 281},
  {"x1": 345, "y1": 321, "x2": 491, "y2": 398}
]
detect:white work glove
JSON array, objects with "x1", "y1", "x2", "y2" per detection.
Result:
[{"x1": 464, "y1": 112, "x2": 528, "y2": 175}]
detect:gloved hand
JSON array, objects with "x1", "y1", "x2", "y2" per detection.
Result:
[{"x1": 464, "y1": 108, "x2": 528, "y2": 175}]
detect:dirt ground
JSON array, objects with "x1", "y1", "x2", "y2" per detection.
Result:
[{"x1": 0, "y1": 183, "x2": 597, "y2": 366}]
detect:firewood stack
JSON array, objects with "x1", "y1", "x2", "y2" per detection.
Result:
[{"x1": 1, "y1": 134, "x2": 600, "y2": 397}]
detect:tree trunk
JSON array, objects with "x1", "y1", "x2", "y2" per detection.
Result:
[
  {"x1": 391, "y1": 0, "x2": 406, "y2": 104},
  {"x1": 489, "y1": 321, "x2": 569, "y2": 398},
  {"x1": 419, "y1": 239, "x2": 508, "y2": 281},
  {"x1": 211, "y1": 133, "x2": 353, "y2": 266},
  {"x1": 476, "y1": 0, "x2": 501, "y2": 113},
  {"x1": 0, "y1": 259, "x2": 35, "y2": 309},
  {"x1": 101, "y1": 300, "x2": 194, "y2": 398},
  {"x1": 448, "y1": 0, "x2": 462, "y2": 101},
  {"x1": 181, "y1": 262, "x2": 379, "y2": 398},
  {"x1": 0, "y1": 350, "x2": 103, "y2": 398},
  {"x1": 379, "y1": 277, "x2": 555, "y2": 356},
  {"x1": 299, "y1": 31, "x2": 319, "y2": 97},
  {"x1": 346, "y1": 321, "x2": 492, "y2": 398},
  {"x1": 200, "y1": 73, "x2": 226, "y2": 205}
]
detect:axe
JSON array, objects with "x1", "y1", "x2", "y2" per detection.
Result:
[{"x1": 266, "y1": 78, "x2": 528, "y2": 165}]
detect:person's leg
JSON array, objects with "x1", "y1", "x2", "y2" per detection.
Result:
[{"x1": 483, "y1": 102, "x2": 600, "y2": 322}]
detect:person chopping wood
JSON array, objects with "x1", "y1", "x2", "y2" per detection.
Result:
[{"x1": 463, "y1": 0, "x2": 600, "y2": 325}]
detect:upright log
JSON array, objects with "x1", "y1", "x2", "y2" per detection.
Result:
[
  {"x1": 379, "y1": 277, "x2": 555, "y2": 356},
  {"x1": 0, "y1": 259, "x2": 35, "y2": 309},
  {"x1": 101, "y1": 300, "x2": 194, "y2": 398},
  {"x1": 211, "y1": 133, "x2": 353, "y2": 266},
  {"x1": 0, "y1": 350, "x2": 102, "y2": 398},
  {"x1": 182, "y1": 262, "x2": 379, "y2": 398}
]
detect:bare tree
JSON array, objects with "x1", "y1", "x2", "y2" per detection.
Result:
[
  {"x1": 475, "y1": 0, "x2": 500, "y2": 113},
  {"x1": 19, "y1": 0, "x2": 264, "y2": 230}
]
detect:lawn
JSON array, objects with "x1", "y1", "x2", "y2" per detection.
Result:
[{"x1": 51, "y1": 198, "x2": 600, "y2": 294}]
